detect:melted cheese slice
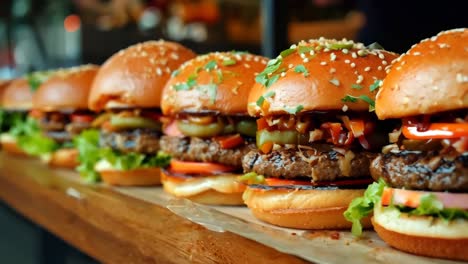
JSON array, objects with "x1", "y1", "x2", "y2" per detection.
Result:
[{"x1": 163, "y1": 174, "x2": 245, "y2": 197}]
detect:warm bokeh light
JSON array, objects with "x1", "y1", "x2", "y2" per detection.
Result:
[{"x1": 64, "y1": 14, "x2": 81, "y2": 32}]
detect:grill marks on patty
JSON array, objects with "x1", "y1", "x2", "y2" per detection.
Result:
[
  {"x1": 160, "y1": 136, "x2": 256, "y2": 167},
  {"x1": 371, "y1": 151, "x2": 468, "y2": 192},
  {"x1": 242, "y1": 147, "x2": 376, "y2": 181},
  {"x1": 100, "y1": 129, "x2": 161, "y2": 154}
]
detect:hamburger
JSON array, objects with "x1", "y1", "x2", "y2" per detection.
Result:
[
  {"x1": 160, "y1": 51, "x2": 268, "y2": 205},
  {"x1": 345, "y1": 28, "x2": 468, "y2": 261},
  {"x1": 0, "y1": 79, "x2": 13, "y2": 133},
  {"x1": 31, "y1": 65, "x2": 99, "y2": 168},
  {"x1": 0, "y1": 78, "x2": 36, "y2": 155},
  {"x1": 242, "y1": 38, "x2": 398, "y2": 228},
  {"x1": 85, "y1": 40, "x2": 196, "y2": 185}
]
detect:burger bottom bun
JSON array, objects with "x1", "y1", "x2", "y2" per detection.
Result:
[
  {"x1": 161, "y1": 171, "x2": 245, "y2": 205},
  {"x1": 1, "y1": 141, "x2": 28, "y2": 156},
  {"x1": 99, "y1": 167, "x2": 162, "y2": 186},
  {"x1": 48, "y1": 148, "x2": 79, "y2": 168},
  {"x1": 373, "y1": 204, "x2": 468, "y2": 261},
  {"x1": 243, "y1": 186, "x2": 371, "y2": 229}
]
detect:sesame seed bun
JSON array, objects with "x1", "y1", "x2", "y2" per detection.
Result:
[
  {"x1": 33, "y1": 65, "x2": 99, "y2": 111},
  {"x1": 0, "y1": 136, "x2": 28, "y2": 156},
  {"x1": 2, "y1": 78, "x2": 33, "y2": 110},
  {"x1": 161, "y1": 52, "x2": 268, "y2": 116},
  {"x1": 247, "y1": 39, "x2": 398, "y2": 116},
  {"x1": 98, "y1": 167, "x2": 162, "y2": 186},
  {"x1": 0, "y1": 79, "x2": 12, "y2": 106},
  {"x1": 376, "y1": 29, "x2": 468, "y2": 119},
  {"x1": 372, "y1": 203, "x2": 468, "y2": 261},
  {"x1": 89, "y1": 40, "x2": 196, "y2": 111},
  {"x1": 243, "y1": 186, "x2": 372, "y2": 229}
]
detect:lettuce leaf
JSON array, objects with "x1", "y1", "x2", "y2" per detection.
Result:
[
  {"x1": 100, "y1": 149, "x2": 171, "y2": 171},
  {"x1": 73, "y1": 129, "x2": 101, "y2": 183},
  {"x1": 7, "y1": 116, "x2": 59, "y2": 156},
  {"x1": 26, "y1": 70, "x2": 55, "y2": 91},
  {"x1": 398, "y1": 194, "x2": 468, "y2": 220},
  {"x1": 0, "y1": 111, "x2": 28, "y2": 133},
  {"x1": 343, "y1": 179, "x2": 386, "y2": 236}
]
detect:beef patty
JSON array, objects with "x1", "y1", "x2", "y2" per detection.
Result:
[
  {"x1": 242, "y1": 146, "x2": 375, "y2": 181},
  {"x1": 371, "y1": 150, "x2": 468, "y2": 192},
  {"x1": 100, "y1": 129, "x2": 161, "y2": 154},
  {"x1": 160, "y1": 136, "x2": 256, "y2": 168}
]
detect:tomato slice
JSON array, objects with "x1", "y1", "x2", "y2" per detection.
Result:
[
  {"x1": 169, "y1": 159, "x2": 236, "y2": 174},
  {"x1": 381, "y1": 187, "x2": 468, "y2": 210},
  {"x1": 402, "y1": 123, "x2": 468, "y2": 139},
  {"x1": 349, "y1": 120, "x2": 365, "y2": 138},
  {"x1": 265, "y1": 178, "x2": 373, "y2": 187},
  {"x1": 164, "y1": 120, "x2": 183, "y2": 137},
  {"x1": 216, "y1": 134, "x2": 244, "y2": 149},
  {"x1": 71, "y1": 114, "x2": 94, "y2": 123}
]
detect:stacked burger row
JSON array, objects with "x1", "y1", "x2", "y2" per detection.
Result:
[{"x1": 0, "y1": 29, "x2": 466, "y2": 261}]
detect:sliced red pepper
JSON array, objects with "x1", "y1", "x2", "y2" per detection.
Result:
[
  {"x1": 260, "y1": 141, "x2": 273, "y2": 153},
  {"x1": 170, "y1": 159, "x2": 236, "y2": 174},
  {"x1": 216, "y1": 134, "x2": 244, "y2": 149},
  {"x1": 402, "y1": 123, "x2": 468, "y2": 139},
  {"x1": 71, "y1": 114, "x2": 94, "y2": 123},
  {"x1": 257, "y1": 118, "x2": 269, "y2": 130}
]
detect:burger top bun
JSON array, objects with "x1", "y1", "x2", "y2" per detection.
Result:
[
  {"x1": 376, "y1": 28, "x2": 468, "y2": 119},
  {"x1": 89, "y1": 40, "x2": 196, "y2": 111},
  {"x1": 247, "y1": 38, "x2": 398, "y2": 117},
  {"x1": 162, "y1": 52, "x2": 268, "y2": 116},
  {"x1": 0, "y1": 79, "x2": 12, "y2": 106},
  {"x1": 2, "y1": 78, "x2": 33, "y2": 110},
  {"x1": 33, "y1": 65, "x2": 99, "y2": 111}
]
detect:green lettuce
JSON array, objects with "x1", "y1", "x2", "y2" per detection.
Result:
[
  {"x1": 73, "y1": 129, "x2": 172, "y2": 182},
  {"x1": 73, "y1": 129, "x2": 101, "y2": 183},
  {"x1": 0, "y1": 111, "x2": 28, "y2": 133},
  {"x1": 26, "y1": 70, "x2": 56, "y2": 91},
  {"x1": 100, "y1": 149, "x2": 171, "y2": 171},
  {"x1": 344, "y1": 179, "x2": 386, "y2": 236},
  {"x1": 344, "y1": 179, "x2": 468, "y2": 236},
  {"x1": 399, "y1": 194, "x2": 468, "y2": 220}
]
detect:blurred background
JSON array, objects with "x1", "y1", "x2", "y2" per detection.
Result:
[
  {"x1": 1, "y1": 0, "x2": 465, "y2": 80},
  {"x1": 0, "y1": 0, "x2": 466, "y2": 263}
]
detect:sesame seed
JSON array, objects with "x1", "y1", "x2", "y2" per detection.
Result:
[
  {"x1": 330, "y1": 68, "x2": 336, "y2": 74},
  {"x1": 165, "y1": 67, "x2": 171, "y2": 73},
  {"x1": 456, "y1": 73, "x2": 468, "y2": 83},
  {"x1": 303, "y1": 58, "x2": 309, "y2": 63},
  {"x1": 330, "y1": 53, "x2": 337, "y2": 61},
  {"x1": 401, "y1": 61, "x2": 406, "y2": 65},
  {"x1": 396, "y1": 66, "x2": 402, "y2": 71},
  {"x1": 156, "y1": 68, "x2": 162, "y2": 75},
  {"x1": 413, "y1": 52, "x2": 421, "y2": 56},
  {"x1": 244, "y1": 63, "x2": 251, "y2": 68},
  {"x1": 386, "y1": 69, "x2": 391, "y2": 74},
  {"x1": 430, "y1": 36, "x2": 437, "y2": 42},
  {"x1": 342, "y1": 104, "x2": 349, "y2": 112},
  {"x1": 288, "y1": 64, "x2": 294, "y2": 69},
  {"x1": 170, "y1": 52, "x2": 179, "y2": 60},
  {"x1": 356, "y1": 75, "x2": 364, "y2": 84},
  {"x1": 280, "y1": 72, "x2": 286, "y2": 77},
  {"x1": 324, "y1": 48, "x2": 330, "y2": 52},
  {"x1": 378, "y1": 53, "x2": 385, "y2": 59},
  {"x1": 357, "y1": 50, "x2": 367, "y2": 57},
  {"x1": 403, "y1": 97, "x2": 410, "y2": 104},
  {"x1": 300, "y1": 53, "x2": 306, "y2": 59},
  {"x1": 364, "y1": 67, "x2": 371, "y2": 72},
  {"x1": 290, "y1": 44, "x2": 297, "y2": 49},
  {"x1": 309, "y1": 50, "x2": 315, "y2": 56},
  {"x1": 382, "y1": 60, "x2": 388, "y2": 65},
  {"x1": 350, "y1": 62, "x2": 356, "y2": 68},
  {"x1": 344, "y1": 59, "x2": 350, "y2": 64},
  {"x1": 378, "y1": 66, "x2": 383, "y2": 71},
  {"x1": 342, "y1": 49, "x2": 349, "y2": 54},
  {"x1": 254, "y1": 57, "x2": 259, "y2": 62},
  {"x1": 320, "y1": 61, "x2": 327, "y2": 66},
  {"x1": 385, "y1": 65, "x2": 391, "y2": 70}
]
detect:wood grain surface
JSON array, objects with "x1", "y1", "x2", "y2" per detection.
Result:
[{"x1": 0, "y1": 153, "x2": 307, "y2": 264}]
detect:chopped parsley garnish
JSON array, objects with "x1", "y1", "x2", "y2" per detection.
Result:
[
  {"x1": 216, "y1": 69, "x2": 223, "y2": 83},
  {"x1": 280, "y1": 48, "x2": 295, "y2": 58},
  {"x1": 171, "y1": 69, "x2": 180, "y2": 77},
  {"x1": 298, "y1": 46, "x2": 313, "y2": 54},
  {"x1": 342, "y1": 95, "x2": 358, "y2": 103},
  {"x1": 341, "y1": 94, "x2": 376, "y2": 112},
  {"x1": 256, "y1": 87, "x2": 278, "y2": 106},
  {"x1": 187, "y1": 73, "x2": 198, "y2": 88},
  {"x1": 255, "y1": 58, "x2": 283, "y2": 88},
  {"x1": 329, "y1": 78, "x2": 340, "y2": 86},
  {"x1": 197, "y1": 84, "x2": 218, "y2": 104},
  {"x1": 351, "y1": 84, "x2": 363, "y2": 90},
  {"x1": 369, "y1": 79, "x2": 382, "y2": 92},
  {"x1": 222, "y1": 58, "x2": 237, "y2": 66},
  {"x1": 367, "y1": 42, "x2": 385, "y2": 50},
  {"x1": 204, "y1": 60, "x2": 217, "y2": 70},
  {"x1": 174, "y1": 83, "x2": 190, "y2": 91},
  {"x1": 285, "y1": 105, "x2": 304, "y2": 114},
  {"x1": 326, "y1": 42, "x2": 353, "y2": 50},
  {"x1": 294, "y1": 65, "x2": 309, "y2": 77}
]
